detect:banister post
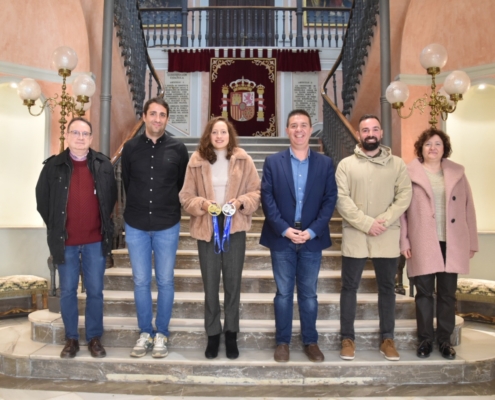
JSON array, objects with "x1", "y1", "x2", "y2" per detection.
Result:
[
  {"x1": 181, "y1": 0, "x2": 188, "y2": 47},
  {"x1": 296, "y1": 0, "x2": 303, "y2": 47},
  {"x1": 99, "y1": 0, "x2": 114, "y2": 156},
  {"x1": 379, "y1": 0, "x2": 392, "y2": 149}
]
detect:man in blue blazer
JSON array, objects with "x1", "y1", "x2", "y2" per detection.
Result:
[{"x1": 260, "y1": 109, "x2": 337, "y2": 362}]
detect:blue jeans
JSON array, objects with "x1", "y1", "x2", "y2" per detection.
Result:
[
  {"x1": 340, "y1": 256, "x2": 398, "y2": 341},
  {"x1": 271, "y1": 248, "x2": 322, "y2": 345},
  {"x1": 58, "y1": 241, "x2": 106, "y2": 342},
  {"x1": 125, "y1": 222, "x2": 180, "y2": 337}
]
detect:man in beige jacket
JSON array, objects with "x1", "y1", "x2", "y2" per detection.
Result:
[{"x1": 336, "y1": 114, "x2": 412, "y2": 361}]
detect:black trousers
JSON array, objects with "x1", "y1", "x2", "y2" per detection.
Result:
[
  {"x1": 197, "y1": 214, "x2": 246, "y2": 336},
  {"x1": 413, "y1": 241, "x2": 458, "y2": 344}
]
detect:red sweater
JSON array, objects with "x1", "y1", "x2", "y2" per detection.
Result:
[{"x1": 65, "y1": 160, "x2": 102, "y2": 246}]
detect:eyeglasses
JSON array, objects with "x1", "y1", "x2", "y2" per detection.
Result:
[{"x1": 69, "y1": 130, "x2": 91, "y2": 137}]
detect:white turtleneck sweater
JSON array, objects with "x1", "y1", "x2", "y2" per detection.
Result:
[{"x1": 210, "y1": 149, "x2": 229, "y2": 205}]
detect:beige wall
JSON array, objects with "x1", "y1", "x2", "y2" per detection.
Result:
[
  {"x1": 0, "y1": 1, "x2": 91, "y2": 155},
  {"x1": 447, "y1": 83, "x2": 495, "y2": 279},
  {"x1": 0, "y1": 0, "x2": 137, "y2": 156},
  {"x1": 348, "y1": 0, "x2": 495, "y2": 159},
  {"x1": 397, "y1": 0, "x2": 495, "y2": 161}
]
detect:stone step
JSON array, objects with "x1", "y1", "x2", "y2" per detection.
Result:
[
  {"x1": 174, "y1": 232, "x2": 342, "y2": 251},
  {"x1": 103, "y1": 267, "x2": 373, "y2": 293},
  {"x1": 29, "y1": 310, "x2": 463, "y2": 350},
  {"x1": 112, "y1": 249, "x2": 361, "y2": 271},
  {"x1": 5, "y1": 317, "x2": 492, "y2": 386},
  {"x1": 77, "y1": 291, "x2": 416, "y2": 321},
  {"x1": 178, "y1": 216, "x2": 343, "y2": 234}
]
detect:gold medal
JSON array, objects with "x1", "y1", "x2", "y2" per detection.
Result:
[
  {"x1": 222, "y1": 203, "x2": 236, "y2": 216},
  {"x1": 208, "y1": 203, "x2": 222, "y2": 216}
]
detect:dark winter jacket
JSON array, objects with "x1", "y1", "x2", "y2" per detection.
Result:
[{"x1": 36, "y1": 148, "x2": 117, "y2": 264}]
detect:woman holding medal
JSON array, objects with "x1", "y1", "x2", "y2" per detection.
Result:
[{"x1": 179, "y1": 116, "x2": 260, "y2": 360}]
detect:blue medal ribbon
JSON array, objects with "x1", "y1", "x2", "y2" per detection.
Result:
[
  {"x1": 221, "y1": 214, "x2": 232, "y2": 252},
  {"x1": 212, "y1": 214, "x2": 222, "y2": 254}
]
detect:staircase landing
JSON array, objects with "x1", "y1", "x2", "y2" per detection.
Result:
[{"x1": 1, "y1": 315, "x2": 494, "y2": 386}]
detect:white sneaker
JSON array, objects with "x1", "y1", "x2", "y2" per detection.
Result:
[
  {"x1": 152, "y1": 333, "x2": 169, "y2": 358},
  {"x1": 130, "y1": 333, "x2": 153, "y2": 358}
]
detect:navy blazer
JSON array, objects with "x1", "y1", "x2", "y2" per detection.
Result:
[{"x1": 260, "y1": 148, "x2": 337, "y2": 252}]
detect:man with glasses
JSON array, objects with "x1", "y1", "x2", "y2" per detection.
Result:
[
  {"x1": 122, "y1": 97, "x2": 189, "y2": 358},
  {"x1": 36, "y1": 117, "x2": 117, "y2": 359}
]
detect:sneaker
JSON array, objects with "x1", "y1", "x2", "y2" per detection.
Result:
[
  {"x1": 340, "y1": 338, "x2": 355, "y2": 360},
  {"x1": 130, "y1": 333, "x2": 153, "y2": 358},
  {"x1": 152, "y1": 333, "x2": 169, "y2": 358},
  {"x1": 380, "y1": 338, "x2": 400, "y2": 361}
]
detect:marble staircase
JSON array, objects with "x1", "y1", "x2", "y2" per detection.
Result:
[{"x1": 2, "y1": 136, "x2": 495, "y2": 386}]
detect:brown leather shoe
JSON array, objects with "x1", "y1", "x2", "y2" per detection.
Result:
[
  {"x1": 60, "y1": 339, "x2": 80, "y2": 358},
  {"x1": 304, "y1": 343, "x2": 324, "y2": 362},
  {"x1": 274, "y1": 344, "x2": 290, "y2": 362},
  {"x1": 88, "y1": 337, "x2": 107, "y2": 358}
]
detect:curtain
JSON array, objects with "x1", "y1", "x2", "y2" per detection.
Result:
[{"x1": 168, "y1": 49, "x2": 320, "y2": 72}]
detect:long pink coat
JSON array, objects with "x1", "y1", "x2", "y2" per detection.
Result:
[{"x1": 400, "y1": 158, "x2": 478, "y2": 277}]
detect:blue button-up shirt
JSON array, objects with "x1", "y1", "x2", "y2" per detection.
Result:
[{"x1": 282, "y1": 148, "x2": 315, "y2": 239}]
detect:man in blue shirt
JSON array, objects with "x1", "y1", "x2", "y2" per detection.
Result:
[{"x1": 260, "y1": 109, "x2": 337, "y2": 362}]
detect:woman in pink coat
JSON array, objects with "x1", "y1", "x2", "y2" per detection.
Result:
[{"x1": 400, "y1": 128, "x2": 478, "y2": 360}]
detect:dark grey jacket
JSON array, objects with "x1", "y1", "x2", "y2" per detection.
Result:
[{"x1": 36, "y1": 148, "x2": 117, "y2": 264}]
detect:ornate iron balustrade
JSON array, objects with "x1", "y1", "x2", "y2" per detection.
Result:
[
  {"x1": 340, "y1": 0, "x2": 379, "y2": 116},
  {"x1": 321, "y1": 91, "x2": 357, "y2": 169},
  {"x1": 138, "y1": 4, "x2": 351, "y2": 48},
  {"x1": 114, "y1": 0, "x2": 164, "y2": 117},
  {"x1": 320, "y1": 0, "x2": 379, "y2": 166}
]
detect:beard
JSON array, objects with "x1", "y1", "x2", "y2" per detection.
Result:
[{"x1": 361, "y1": 137, "x2": 380, "y2": 151}]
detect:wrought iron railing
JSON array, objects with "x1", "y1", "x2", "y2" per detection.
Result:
[
  {"x1": 340, "y1": 0, "x2": 379, "y2": 116},
  {"x1": 114, "y1": 0, "x2": 164, "y2": 117},
  {"x1": 321, "y1": 92, "x2": 358, "y2": 169},
  {"x1": 320, "y1": 0, "x2": 379, "y2": 167},
  {"x1": 139, "y1": 5, "x2": 351, "y2": 48}
]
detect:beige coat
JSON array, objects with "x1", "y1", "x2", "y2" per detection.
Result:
[
  {"x1": 400, "y1": 158, "x2": 478, "y2": 277},
  {"x1": 179, "y1": 147, "x2": 261, "y2": 241},
  {"x1": 336, "y1": 145, "x2": 412, "y2": 258}
]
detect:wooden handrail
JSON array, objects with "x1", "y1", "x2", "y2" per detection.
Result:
[
  {"x1": 321, "y1": 91, "x2": 359, "y2": 142},
  {"x1": 111, "y1": 119, "x2": 144, "y2": 165}
]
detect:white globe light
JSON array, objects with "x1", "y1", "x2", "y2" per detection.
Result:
[
  {"x1": 72, "y1": 74, "x2": 96, "y2": 98},
  {"x1": 419, "y1": 43, "x2": 448, "y2": 69},
  {"x1": 52, "y1": 46, "x2": 78, "y2": 71},
  {"x1": 17, "y1": 78, "x2": 41, "y2": 101},
  {"x1": 438, "y1": 87, "x2": 455, "y2": 107},
  {"x1": 443, "y1": 70, "x2": 471, "y2": 95},
  {"x1": 385, "y1": 81, "x2": 409, "y2": 104}
]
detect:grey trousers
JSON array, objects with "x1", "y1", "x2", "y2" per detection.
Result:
[{"x1": 197, "y1": 220, "x2": 246, "y2": 336}]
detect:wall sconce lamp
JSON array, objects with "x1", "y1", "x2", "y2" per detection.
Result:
[
  {"x1": 386, "y1": 43, "x2": 471, "y2": 128},
  {"x1": 17, "y1": 46, "x2": 96, "y2": 154}
]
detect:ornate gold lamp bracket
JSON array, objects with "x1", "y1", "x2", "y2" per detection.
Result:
[
  {"x1": 17, "y1": 47, "x2": 95, "y2": 154},
  {"x1": 386, "y1": 44, "x2": 471, "y2": 129}
]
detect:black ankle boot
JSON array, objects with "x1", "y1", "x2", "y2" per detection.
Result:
[
  {"x1": 205, "y1": 334, "x2": 220, "y2": 359},
  {"x1": 225, "y1": 331, "x2": 239, "y2": 359}
]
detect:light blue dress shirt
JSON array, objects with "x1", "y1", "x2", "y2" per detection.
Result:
[{"x1": 282, "y1": 148, "x2": 315, "y2": 239}]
